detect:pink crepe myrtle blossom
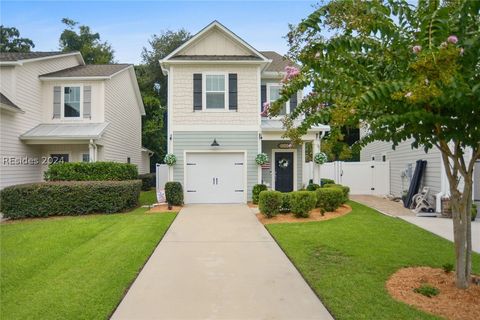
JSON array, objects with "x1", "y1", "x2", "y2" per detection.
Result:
[
  {"x1": 412, "y1": 45, "x2": 422, "y2": 54},
  {"x1": 447, "y1": 35, "x2": 458, "y2": 44},
  {"x1": 260, "y1": 102, "x2": 270, "y2": 117},
  {"x1": 282, "y1": 66, "x2": 300, "y2": 82}
]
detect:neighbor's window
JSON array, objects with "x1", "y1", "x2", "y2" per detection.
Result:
[
  {"x1": 82, "y1": 153, "x2": 90, "y2": 162},
  {"x1": 50, "y1": 153, "x2": 69, "y2": 163},
  {"x1": 64, "y1": 86, "x2": 81, "y2": 118},
  {"x1": 205, "y1": 75, "x2": 226, "y2": 109},
  {"x1": 267, "y1": 84, "x2": 287, "y2": 115},
  {"x1": 127, "y1": 157, "x2": 131, "y2": 164}
]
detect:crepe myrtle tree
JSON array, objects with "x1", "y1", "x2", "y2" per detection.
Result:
[{"x1": 268, "y1": 0, "x2": 480, "y2": 289}]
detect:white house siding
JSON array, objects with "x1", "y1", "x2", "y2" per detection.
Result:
[
  {"x1": 261, "y1": 141, "x2": 303, "y2": 190},
  {"x1": 361, "y1": 138, "x2": 442, "y2": 197},
  {"x1": 178, "y1": 28, "x2": 252, "y2": 56},
  {"x1": 0, "y1": 55, "x2": 80, "y2": 188},
  {"x1": 170, "y1": 64, "x2": 260, "y2": 127},
  {"x1": 172, "y1": 131, "x2": 258, "y2": 200},
  {"x1": 101, "y1": 69, "x2": 146, "y2": 174}
]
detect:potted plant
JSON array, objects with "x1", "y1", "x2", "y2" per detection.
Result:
[
  {"x1": 255, "y1": 153, "x2": 269, "y2": 166},
  {"x1": 164, "y1": 153, "x2": 177, "y2": 166},
  {"x1": 313, "y1": 152, "x2": 328, "y2": 165}
]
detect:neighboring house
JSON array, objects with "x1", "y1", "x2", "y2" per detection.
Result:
[
  {"x1": 160, "y1": 21, "x2": 329, "y2": 204},
  {"x1": 361, "y1": 133, "x2": 480, "y2": 213},
  {"x1": 0, "y1": 51, "x2": 150, "y2": 189}
]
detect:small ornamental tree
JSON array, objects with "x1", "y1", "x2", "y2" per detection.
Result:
[{"x1": 271, "y1": 0, "x2": 480, "y2": 289}]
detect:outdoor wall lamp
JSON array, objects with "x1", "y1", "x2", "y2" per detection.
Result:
[
  {"x1": 259, "y1": 133, "x2": 263, "y2": 140},
  {"x1": 169, "y1": 134, "x2": 172, "y2": 141},
  {"x1": 211, "y1": 139, "x2": 220, "y2": 147}
]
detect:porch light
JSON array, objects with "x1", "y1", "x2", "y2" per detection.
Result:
[
  {"x1": 211, "y1": 139, "x2": 220, "y2": 147},
  {"x1": 259, "y1": 133, "x2": 263, "y2": 140}
]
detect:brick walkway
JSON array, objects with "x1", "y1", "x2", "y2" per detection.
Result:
[{"x1": 350, "y1": 195, "x2": 415, "y2": 217}]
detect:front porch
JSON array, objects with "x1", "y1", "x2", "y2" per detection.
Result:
[{"x1": 259, "y1": 119, "x2": 329, "y2": 191}]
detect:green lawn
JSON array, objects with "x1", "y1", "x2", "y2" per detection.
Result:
[
  {"x1": 267, "y1": 201, "x2": 480, "y2": 320},
  {"x1": 1, "y1": 208, "x2": 176, "y2": 320},
  {"x1": 139, "y1": 188, "x2": 157, "y2": 206}
]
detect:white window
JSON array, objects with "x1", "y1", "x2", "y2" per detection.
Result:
[
  {"x1": 50, "y1": 153, "x2": 69, "y2": 163},
  {"x1": 204, "y1": 74, "x2": 227, "y2": 110},
  {"x1": 63, "y1": 86, "x2": 81, "y2": 118},
  {"x1": 267, "y1": 83, "x2": 287, "y2": 115},
  {"x1": 82, "y1": 153, "x2": 90, "y2": 162}
]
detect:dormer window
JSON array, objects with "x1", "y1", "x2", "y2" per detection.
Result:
[
  {"x1": 63, "y1": 86, "x2": 82, "y2": 118},
  {"x1": 205, "y1": 74, "x2": 227, "y2": 109}
]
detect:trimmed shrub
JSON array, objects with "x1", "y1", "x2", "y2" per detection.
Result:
[
  {"x1": 252, "y1": 184, "x2": 268, "y2": 204},
  {"x1": 258, "y1": 190, "x2": 282, "y2": 218},
  {"x1": 165, "y1": 182, "x2": 183, "y2": 206},
  {"x1": 44, "y1": 162, "x2": 138, "y2": 181},
  {"x1": 320, "y1": 178, "x2": 335, "y2": 187},
  {"x1": 324, "y1": 183, "x2": 350, "y2": 203},
  {"x1": 290, "y1": 191, "x2": 317, "y2": 218},
  {"x1": 138, "y1": 173, "x2": 156, "y2": 191},
  {"x1": 280, "y1": 192, "x2": 292, "y2": 213},
  {"x1": 0, "y1": 180, "x2": 141, "y2": 219},
  {"x1": 306, "y1": 182, "x2": 321, "y2": 191},
  {"x1": 315, "y1": 187, "x2": 344, "y2": 213}
]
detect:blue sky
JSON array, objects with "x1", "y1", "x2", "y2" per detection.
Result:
[{"x1": 2, "y1": 1, "x2": 319, "y2": 64}]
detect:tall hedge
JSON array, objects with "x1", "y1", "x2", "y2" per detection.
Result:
[
  {"x1": 0, "y1": 180, "x2": 141, "y2": 219},
  {"x1": 44, "y1": 162, "x2": 138, "y2": 181}
]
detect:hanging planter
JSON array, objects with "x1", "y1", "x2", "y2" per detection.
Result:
[
  {"x1": 255, "y1": 153, "x2": 269, "y2": 165},
  {"x1": 164, "y1": 153, "x2": 177, "y2": 166},
  {"x1": 313, "y1": 152, "x2": 328, "y2": 165}
]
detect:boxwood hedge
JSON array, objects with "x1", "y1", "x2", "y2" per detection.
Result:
[
  {"x1": 44, "y1": 162, "x2": 138, "y2": 181},
  {"x1": 0, "y1": 180, "x2": 141, "y2": 219}
]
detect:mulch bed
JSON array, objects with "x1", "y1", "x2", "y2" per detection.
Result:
[
  {"x1": 386, "y1": 266, "x2": 480, "y2": 320},
  {"x1": 255, "y1": 204, "x2": 351, "y2": 225},
  {"x1": 147, "y1": 204, "x2": 182, "y2": 213}
]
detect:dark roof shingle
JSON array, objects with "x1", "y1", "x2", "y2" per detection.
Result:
[
  {"x1": 0, "y1": 92, "x2": 22, "y2": 111},
  {"x1": 40, "y1": 64, "x2": 131, "y2": 78},
  {"x1": 0, "y1": 51, "x2": 76, "y2": 62},
  {"x1": 260, "y1": 51, "x2": 299, "y2": 73}
]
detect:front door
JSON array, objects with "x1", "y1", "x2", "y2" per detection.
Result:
[{"x1": 275, "y1": 152, "x2": 294, "y2": 192}]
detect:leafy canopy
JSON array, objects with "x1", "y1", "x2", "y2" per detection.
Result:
[
  {"x1": 272, "y1": 0, "x2": 480, "y2": 158},
  {"x1": 0, "y1": 25, "x2": 35, "y2": 52},
  {"x1": 59, "y1": 18, "x2": 114, "y2": 64}
]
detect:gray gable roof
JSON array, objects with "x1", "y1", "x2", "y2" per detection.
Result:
[
  {"x1": 260, "y1": 51, "x2": 299, "y2": 73},
  {"x1": 0, "y1": 92, "x2": 22, "y2": 111},
  {"x1": 0, "y1": 51, "x2": 76, "y2": 62},
  {"x1": 40, "y1": 64, "x2": 131, "y2": 78},
  {"x1": 171, "y1": 55, "x2": 262, "y2": 61},
  {"x1": 20, "y1": 123, "x2": 110, "y2": 140}
]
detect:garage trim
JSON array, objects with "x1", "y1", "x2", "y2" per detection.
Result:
[{"x1": 183, "y1": 150, "x2": 248, "y2": 203}]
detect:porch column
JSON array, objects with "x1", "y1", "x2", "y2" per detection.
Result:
[
  {"x1": 89, "y1": 140, "x2": 97, "y2": 162},
  {"x1": 313, "y1": 134, "x2": 320, "y2": 184}
]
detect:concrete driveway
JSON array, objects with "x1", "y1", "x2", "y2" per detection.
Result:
[{"x1": 111, "y1": 204, "x2": 333, "y2": 320}]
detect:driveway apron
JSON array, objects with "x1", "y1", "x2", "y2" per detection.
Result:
[{"x1": 111, "y1": 204, "x2": 333, "y2": 320}]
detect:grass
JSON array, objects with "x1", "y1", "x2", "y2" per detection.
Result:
[
  {"x1": 267, "y1": 201, "x2": 480, "y2": 320},
  {"x1": 140, "y1": 188, "x2": 157, "y2": 206},
  {"x1": 0, "y1": 208, "x2": 176, "y2": 320}
]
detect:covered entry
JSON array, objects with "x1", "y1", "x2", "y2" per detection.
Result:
[{"x1": 185, "y1": 151, "x2": 246, "y2": 204}]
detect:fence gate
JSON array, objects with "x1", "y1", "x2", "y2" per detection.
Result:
[
  {"x1": 155, "y1": 163, "x2": 169, "y2": 191},
  {"x1": 320, "y1": 161, "x2": 390, "y2": 195}
]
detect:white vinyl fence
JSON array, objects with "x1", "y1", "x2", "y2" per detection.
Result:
[
  {"x1": 320, "y1": 161, "x2": 390, "y2": 195},
  {"x1": 155, "y1": 163, "x2": 169, "y2": 191}
]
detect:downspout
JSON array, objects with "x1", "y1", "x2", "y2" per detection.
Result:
[{"x1": 89, "y1": 139, "x2": 98, "y2": 162}]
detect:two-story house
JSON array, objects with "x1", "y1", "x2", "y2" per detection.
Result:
[
  {"x1": 160, "y1": 21, "x2": 329, "y2": 204},
  {"x1": 0, "y1": 51, "x2": 150, "y2": 189}
]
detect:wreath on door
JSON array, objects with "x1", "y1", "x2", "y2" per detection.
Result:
[{"x1": 278, "y1": 158, "x2": 290, "y2": 169}]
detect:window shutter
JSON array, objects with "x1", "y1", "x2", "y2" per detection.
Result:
[
  {"x1": 228, "y1": 73, "x2": 237, "y2": 111},
  {"x1": 193, "y1": 74, "x2": 202, "y2": 111},
  {"x1": 290, "y1": 92, "x2": 298, "y2": 113},
  {"x1": 83, "y1": 86, "x2": 91, "y2": 119},
  {"x1": 53, "y1": 86, "x2": 61, "y2": 119},
  {"x1": 260, "y1": 85, "x2": 266, "y2": 111}
]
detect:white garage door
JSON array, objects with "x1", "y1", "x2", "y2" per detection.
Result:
[{"x1": 185, "y1": 152, "x2": 245, "y2": 204}]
